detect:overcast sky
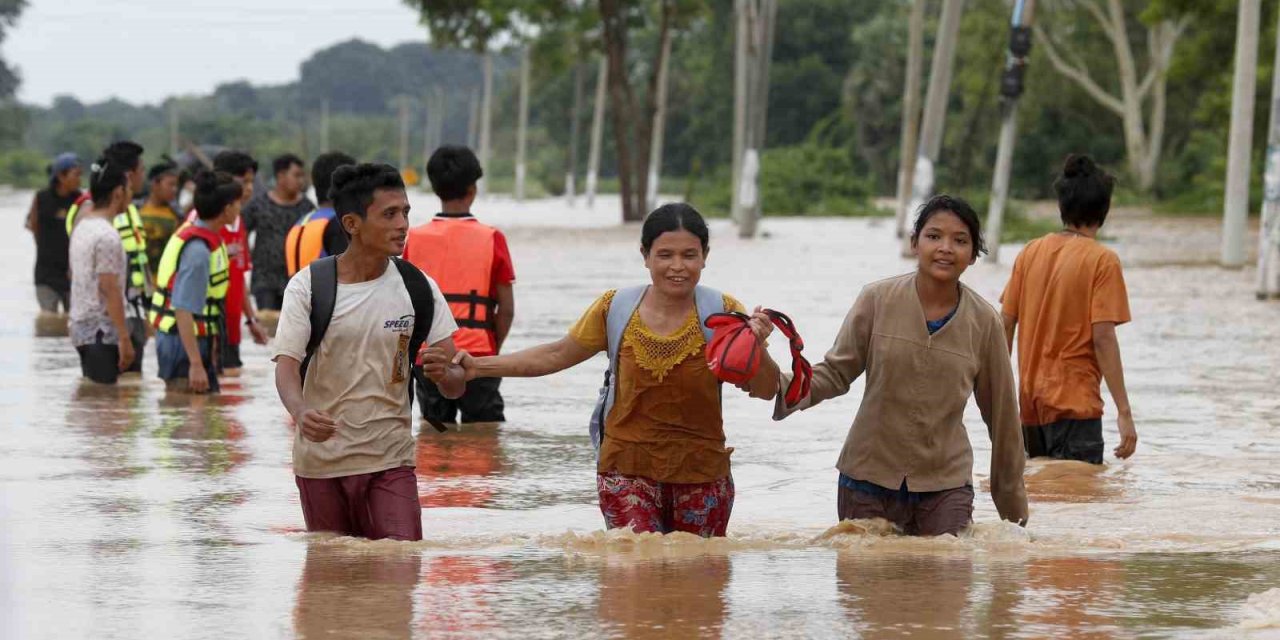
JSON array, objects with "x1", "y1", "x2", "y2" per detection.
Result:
[{"x1": 3, "y1": 0, "x2": 431, "y2": 106}]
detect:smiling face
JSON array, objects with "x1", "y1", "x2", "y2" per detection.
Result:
[
  {"x1": 911, "y1": 209, "x2": 976, "y2": 284},
  {"x1": 344, "y1": 187, "x2": 410, "y2": 257},
  {"x1": 642, "y1": 229, "x2": 707, "y2": 297}
]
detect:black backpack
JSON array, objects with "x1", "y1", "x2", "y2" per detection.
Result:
[{"x1": 301, "y1": 256, "x2": 447, "y2": 432}]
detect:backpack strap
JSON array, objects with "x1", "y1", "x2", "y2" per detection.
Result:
[
  {"x1": 591, "y1": 285, "x2": 647, "y2": 450},
  {"x1": 301, "y1": 256, "x2": 338, "y2": 384},
  {"x1": 392, "y1": 257, "x2": 448, "y2": 433},
  {"x1": 693, "y1": 285, "x2": 723, "y2": 343}
]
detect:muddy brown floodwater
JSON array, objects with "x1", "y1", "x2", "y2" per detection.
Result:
[{"x1": 2, "y1": 189, "x2": 1279, "y2": 639}]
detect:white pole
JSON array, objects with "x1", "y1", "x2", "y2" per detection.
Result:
[
  {"x1": 586, "y1": 56, "x2": 608, "y2": 209},
  {"x1": 1223, "y1": 0, "x2": 1262, "y2": 268},
  {"x1": 731, "y1": 0, "x2": 751, "y2": 225},
  {"x1": 319, "y1": 98, "x2": 330, "y2": 154},
  {"x1": 169, "y1": 102, "x2": 179, "y2": 157},
  {"x1": 1256, "y1": 3, "x2": 1280, "y2": 298},
  {"x1": 479, "y1": 52, "x2": 493, "y2": 198},
  {"x1": 984, "y1": 0, "x2": 1035, "y2": 264},
  {"x1": 516, "y1": 47, "x2": 531, "y2": 201},
  {"x1": 902, "y1": 0, "x2": 965, "y2": 256},
  {"x1": 894, "y1": 0, "x2": 926, "y2": 240},
  {"x1": 566, "y1": 63, "x2": 585, "y2": 205},
  {"x1": 739, "y1": 0, "x2": 776, "y2": 239}
]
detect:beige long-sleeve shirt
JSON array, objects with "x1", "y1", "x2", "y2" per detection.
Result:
[{"x1": 775, "y1": 273, "x2": 1028, "y2": 524}]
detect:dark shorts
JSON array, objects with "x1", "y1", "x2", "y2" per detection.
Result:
[
  {"x1": 416, "y1": 375, "x2": 505, "y2": 424},
  {"x1": 295, "y1": 466, "x2": 423, "y2": 541},
  {"x1": 837, "y1": 477, "x2": 974, "y2": 537},
  {"x1": 124, "y1": 316, "x2": 146, "y2": 374},
  {"x1": 35, "y1": 285, "x2": 69, "y2": 314},
  {"x1": 1023, "y1": 418, "x2": 1104, "y2": 464},
  {"x1": 156, "y1": 333, "x2": 220, "y2": 393},
  {"x1": 252, "y1": 287, "x2": 285, "y2": 312},
  {"x1": 76, "y1": 330, "x2": 119, "y2": 385}
]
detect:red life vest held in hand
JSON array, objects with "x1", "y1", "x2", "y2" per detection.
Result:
[{"x1": 704, "y1": 309, "x2": 812, "y2": 407}]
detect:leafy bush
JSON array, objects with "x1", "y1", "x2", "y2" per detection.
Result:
[{"x1": 0, "y1": 149, "x2": 50, "y2": 189}]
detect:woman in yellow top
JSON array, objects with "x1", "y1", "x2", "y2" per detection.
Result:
[{"x1": 433, "y1": 203, "x2": 777, "y2": 537}]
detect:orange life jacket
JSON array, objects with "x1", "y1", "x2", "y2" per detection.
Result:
[
  {"x1": 403, "y1": 217, "x2": 498, "y2": 355},
  {"x1": 285, "y1": 207, "x2": 338, "y2": 277}
]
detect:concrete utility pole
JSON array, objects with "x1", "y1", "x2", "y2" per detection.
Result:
[
  {"x1": 479, "y1": 52, "x2": 494, "y2": 197},
  {"x1": 646, "y1": 29, "x2": 673, "y2": 213},
  {"x1": 422, "y1": 92, "x2": 432, "y2": 182},
  {"x1": 586, "y1": 56, "x2": 608, "y2": 209},
  {"x1": 1223, "y1": 0, "x2": 1262, "y2": 268},
  {"x1": 893, "y1": 0, "x2": 926, "y2": 240},
  {"x1": 566, "y1": 63, "x2": 586, "y2": 205},
  {"x1": 432, "y1": 89, "x2": 445, "y2": 150},
  {"x1": 397, "y1": 97, "x2": 411, "y2": 173},
  {"x1": 731, "y1": 0, "x2": 778, "y2": 239},
  {"x1": 1257, "y1": 4, "x2": 1280, "y2": 298},
  {"x1": 467, "y1": 88, "x2": 480, "y2": 149},
  {"x1": 984, "y1": 0, "x2": 1037, "y2": 264},
  {"x1": 731, "y1": 0, "x2": 750, "y2": 226},
  {"x1": 903, "y1": 0, "x2": 965, "y2": 256},
  {"x1": 169, "y1": 102, "x2": 179, "y2": 157},
  {"x1": 319, "y1": 99, "x2": 330, "y2": 153},
  {"x1": 515, "y1": 47, "x2": 531, "y2": 201}
]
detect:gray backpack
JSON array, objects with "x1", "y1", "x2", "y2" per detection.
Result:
[{"x1": 588, "y1": 284, "x2": 723, "y2": 450}]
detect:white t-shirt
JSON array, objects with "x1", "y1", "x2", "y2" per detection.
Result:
[
  {"x1": 68, "y1": 216, "x2": 127, "y2": 347},
  {"x1": 272, "y1": 260, "x2": 457, "y2": 478}
]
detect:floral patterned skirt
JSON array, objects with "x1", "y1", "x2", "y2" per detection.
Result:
[{"x1": 596, "y1": 470, "x2": 734, "y2": 538}]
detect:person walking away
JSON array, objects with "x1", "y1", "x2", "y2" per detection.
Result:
[
  {"x1": 761, "y1": 195, "x2": 1028, "y2": 536},
  {"x1": 139, "y1": 161, "x2": 183, "y2": 274},
  {"x1": 244, "y1": 153, "x2": 315, "y2": 311},
  {"x1": 25, "y1": 152, "x2": 81, "y2": 317},
  {"x1": 1001, "y1": 155, "x2": 1136, "y2": 463},
  {"x1": 432, "y1": 204, "x2": 778, "y2": 538},
  {"x1": 150, "y1": 170, "x2": 242, "y2": 394},
  {"x1": 273, "y1": 163, "x2": 464, "y2": 541},
  {"x1": 404, "y1": 146, "x2": 515, "y2": 425},
  {"x1": 285, "y1": 151, "x2": 356, "y2": 277},
  {"x1": 68, "y1": 157, "x2": 136, "y2": 383},
  {"x1": 207, "y1": 150, "x2": 269, "y2": 375}
]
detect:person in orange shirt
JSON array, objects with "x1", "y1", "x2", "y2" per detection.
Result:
[
  {"x1": 403, "y1": 146, "x2": 515, "y2": 425},
  {"x1": 1001, "y1": 155, "x2": 1137, "y2": 463}
]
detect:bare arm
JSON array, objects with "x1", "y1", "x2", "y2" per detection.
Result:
[
  {"x1": 1002, "y1": 313, "x2": 1017, "y2": 354},
  {"x1": 99, "y1": 273, "x2": 135, "y2": 370},
  {"x1": 175, "y1": 310, "x2": 203, "y2": 367},
  {"x1": 274, "y1": 355, "x2": 340, "y2": 442},
  {"x1": 493, "y1": 283, "x2": 515, "y2": 351},
  {"x1": 24, "y1": 196, "x2": 37, "y2": 235},
  {"x1": 1093, "y1": 322, "x2": 1137, "y2": 458},
  {"x1": 472, "y1": 335, "x2": 596, "y2": 379}
]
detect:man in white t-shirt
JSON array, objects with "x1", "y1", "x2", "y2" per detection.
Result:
[{"x1": 272, "y1": 163, "x2": 465, "y2": 541}]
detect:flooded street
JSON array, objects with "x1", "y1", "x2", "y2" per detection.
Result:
[{"x1": 2, "y1": 188, "x2": 1280, "y2": 639}]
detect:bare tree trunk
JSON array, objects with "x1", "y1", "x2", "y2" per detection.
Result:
[
  {"x1": 586, "y1": 57, "x2": 607, "y2": 208},
  {"x1": 1035, "y1": 1, "x2": 1187, "y2": 193},
  {"x1": 601, "y1": 0, "x2": 640, "y2": 222},
  {"x1": 599, "y1": 0, "x2": 675, "y2": 223},
  {"x1": 566, "y1": 62, "x2": 585, "y2": 204}
]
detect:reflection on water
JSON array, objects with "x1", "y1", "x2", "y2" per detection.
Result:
[{"x1": 3, "y1": 190, "x2": 1280, "y2": 639}]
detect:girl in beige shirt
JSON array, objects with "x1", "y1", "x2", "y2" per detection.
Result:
[{"x1": 761, "y1": 195, "x2": 1028, "y2": 535}]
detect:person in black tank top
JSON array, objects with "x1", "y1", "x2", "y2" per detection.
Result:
[{"x1": 25, "y1": 153, "x2": 82, "y2": 313}]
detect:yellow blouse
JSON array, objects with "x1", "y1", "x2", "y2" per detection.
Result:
[{"x1": 569, "y1": 289, "x2": 745, "y2": 483}]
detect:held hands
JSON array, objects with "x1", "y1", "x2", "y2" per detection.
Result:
[
  {"x1": 420, "y1": 346, "x2": 478, "y2": 383},
  {"x1": 747, "y1": 306, "x2": 774, "y2": 343},
  {"x1": 420, "y1": 346, "x2": 476, "y2": 383},
  {"x1": 296, "y1": 409, "x2": 338, "y2": 443}
]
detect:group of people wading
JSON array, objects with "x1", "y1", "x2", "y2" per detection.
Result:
[{"x1": 31, "y1": 142, "x2": 1136, "y2": 542}]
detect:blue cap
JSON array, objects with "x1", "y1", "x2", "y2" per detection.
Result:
[{"x1": 50, "y1": 152, "x2": 80, "y2": 176}]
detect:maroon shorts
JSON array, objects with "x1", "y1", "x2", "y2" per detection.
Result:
[
  {"x1": 837, "y1": 483, "x2": 974, "y2": 537},
  {"x1": 596, "y1": 471, "x2": 734, "y2": 538},
  {"x1": 295, "y1": 466, "x2": 423, "y2": 541}
]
